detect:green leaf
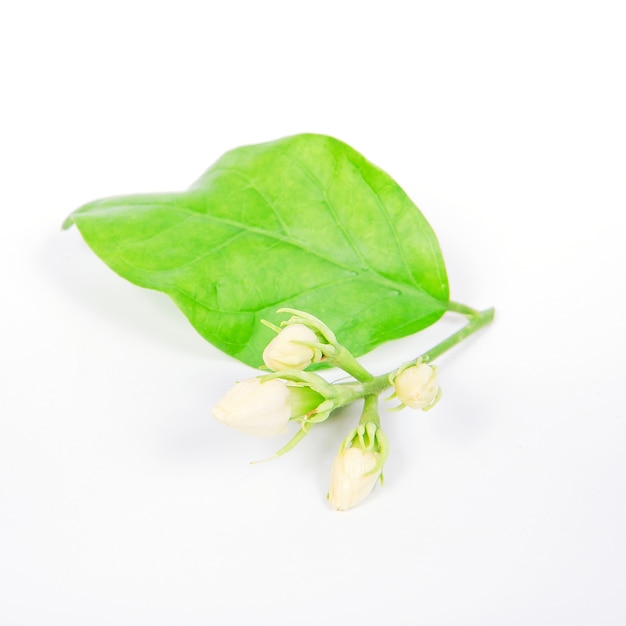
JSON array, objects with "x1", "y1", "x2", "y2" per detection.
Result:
[{"x1": 64, "y1": 134, "x2": 450, "y2": 367}]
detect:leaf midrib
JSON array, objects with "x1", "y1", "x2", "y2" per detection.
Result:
[{"x1": 90, "y1": 199, "x2": 447, "y2": 306}]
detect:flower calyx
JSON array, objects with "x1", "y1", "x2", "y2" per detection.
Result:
[
  {"x1": 328, "y1": 420, "x2": 389, "y2": 511},
  {"x1": 257, "y1": 369, "x2": 339, "y2": 459},
  {"x1": 265, "y1": 308, "x2": 374, "y2": 382}
]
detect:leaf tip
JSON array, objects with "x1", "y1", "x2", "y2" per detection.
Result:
[{"x1": 61, "y1": 215, "x2": 75, "y2": 230}]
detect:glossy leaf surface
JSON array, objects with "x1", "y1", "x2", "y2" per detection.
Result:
[{"x1": 64, "y1": 134, "x2": 450, "y2": 367}]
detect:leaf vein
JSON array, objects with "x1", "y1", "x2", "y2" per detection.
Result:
[
  {"x1": 344, "y1": 156, "x2": 421, "y2": 290},
  {"x1": 199, "y1": 166, "x2": 289, "y2": 234},
  {"x1": 110, "y1": 200, "x2": 439, "y2": 302},
  {"x1": 279, "y1": 151, "x2": 375, "y2": 273}
]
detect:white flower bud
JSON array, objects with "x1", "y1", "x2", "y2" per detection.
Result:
[
  {"x1": 393, "y1": 362, "x2": 439, "y2": 410},
  {"x1": 262, "y1": 323, "x2": 319, "y2": 371},
  {"x1": 212, "y1": 378, "x2": 291, "y2": 436},
  {"x1": 328, "y1": 447, "x2": 381, "y2": 511}
]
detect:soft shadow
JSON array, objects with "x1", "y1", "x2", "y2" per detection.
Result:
[{"x1": 39, "y1": 229, "x2": 220, "y2": 358}]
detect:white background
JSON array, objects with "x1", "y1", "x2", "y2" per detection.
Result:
[{"x1": 2, "y1": 1, "x2": 625, "y2": 624}]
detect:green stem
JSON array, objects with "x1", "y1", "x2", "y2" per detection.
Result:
[
  {"x1": 329, "y1": 345, "x2": 374, "y2": 382},
  {"x1": 359, "y1": 394, "x2": 381, "y2": 428},
  {"x1": 331, "y1": 377, "x2": 388, "y2": 408},
  {"x1": 417, "y1": 306, "x2": 495, "y2": 364},
  {"x1": 334, "y1": 305, "x2": 495, "y2": 399},
  {"x1": 446, "y1": 300, "x2": 481, "y2": 317},
  {"x1": 268, "y1": 304, "x2": 494, "y2": 459}
]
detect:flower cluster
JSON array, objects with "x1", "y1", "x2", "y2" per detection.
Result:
[{"x1": 212, "y1": 308, "x2": 441, "y2": 510}]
